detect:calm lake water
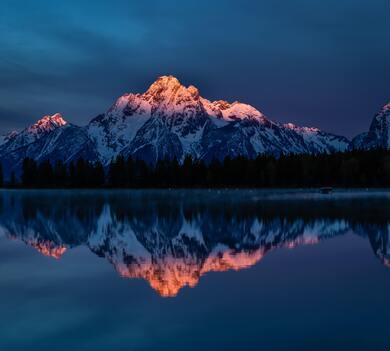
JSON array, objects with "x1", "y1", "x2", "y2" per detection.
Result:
[{"x1": 0, "y1": 189, "x2": 389, "y2": 351}]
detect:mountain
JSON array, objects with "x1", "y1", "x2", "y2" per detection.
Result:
[
  {"x1": 0, "y1": 114, "x2": 99, "y2": 178},
  {"x1": 0, "y1": 113, "x2": 67, "y2": 152},
  {"x1": 351, "y1": 102, "x2": 390, "y2": 150},
  {"x1": 0, "y1": 76, "x2": 350, "y2": 176},
  {"x1": 88, "y1": 76, "x2": 349, "y2": 164}
]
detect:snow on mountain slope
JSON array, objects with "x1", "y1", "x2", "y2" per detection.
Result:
[
  {"x1": 0, "y1": 114, "x2": 99, "y2": 178},
  {"x1": 26, "y1": 113, "x2": 67, "y2": 134},
  {"x1": 87, "y1": 93, "x2": 152, "y2": 161},
  {"x1": 0, "y1": 76, "x2": 353, "y2": 171},
  {"x1": 201, "y1": 98, "x2": 267, "y2": 123},
  {"x1": 284, "y1": 123, "x2": 350, "y2": 153},
  {"x1": 351, "y1": 102, "x2": 390, "y2": 150},
  {"x1": 0, "y1": 131, "x2": 19, "y2": 147},
  {"x1": 121, "y1": 117, "x2": 185, "y2": 164},
  {"x1": 0, "y1": 113, "x2": 67, "y2": 153},
  {"x1": 87, "y1": 75, "x2": 350, "y2": 163},
  {"x1": 88, "y1": 76, "x2": 211, "y2": 163}
]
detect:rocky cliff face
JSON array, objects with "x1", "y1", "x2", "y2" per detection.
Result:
[{"x1": 351, "y1": 103, "x2": 390, "y2": 150}]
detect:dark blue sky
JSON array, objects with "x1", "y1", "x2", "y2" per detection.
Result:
[{"x1": 1, "y1": 0, "x2": 389, "y2": 138}]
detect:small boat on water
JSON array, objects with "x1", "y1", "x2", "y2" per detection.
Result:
[{"x1": 320, "y1": 187, "x2": 333, "y2": 194}]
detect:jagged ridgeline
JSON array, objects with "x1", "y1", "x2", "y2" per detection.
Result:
[
  {"x1": 0, "y1": 75, "x2": 388, "y2": 182},
  {"x1": 0, "y1": 76, "x2": 353, "y2": 179}
]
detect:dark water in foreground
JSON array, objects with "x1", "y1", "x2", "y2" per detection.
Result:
[{"x1": 0, "y1": 189, "x2": 390, "y2": 351}]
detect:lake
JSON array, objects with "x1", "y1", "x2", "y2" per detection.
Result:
[{"x1": 0, "y1": 189, "x2": 389, "y2": 351}]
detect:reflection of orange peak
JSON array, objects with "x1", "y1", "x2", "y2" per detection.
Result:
[
  {"x1": 116, "y1": 248, "x2": 265, "y2": 297},
  {"x1": 116, "y1": 262, "x2": 199, "y2": 297},
  {"x1": 113, "y1": 236, "x2": 322, "y2": 297},
  {"x1": 201, "y1": 248, "x2": 264, "y2": 273},
  {"x1": 27, "y1": 240, "x2": 67, "y2": 259}
]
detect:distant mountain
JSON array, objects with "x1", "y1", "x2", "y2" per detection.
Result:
[
  {"x1": 0, "y1": 113, "x2": 98, "y2": 177},
  {"x1": 0, "y1": 76, "x2": 352, "y2": 177},
  {"x1": 351, "y1": 103, "x2": 390, "y2": 150}
]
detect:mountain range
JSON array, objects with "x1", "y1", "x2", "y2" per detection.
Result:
[{"x1": 0, "y1": 75, "x2": 388, "y2": 178}]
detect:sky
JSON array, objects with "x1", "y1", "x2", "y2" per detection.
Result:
[{"x1": 0, "y1": 0, "x2": 389, "y2": 138}]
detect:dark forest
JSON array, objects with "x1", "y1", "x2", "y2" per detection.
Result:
[{"x1": 3, "y1": 149, "x2": 390, "y2": 189}]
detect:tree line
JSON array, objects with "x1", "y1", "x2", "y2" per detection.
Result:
[{"x1": 2, "y1": 149, "x2": 390, "y2": 188}]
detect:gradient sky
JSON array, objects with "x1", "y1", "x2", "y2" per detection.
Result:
[{"x1": 1, "y1": 0, "x2": 389, "y2": 138}]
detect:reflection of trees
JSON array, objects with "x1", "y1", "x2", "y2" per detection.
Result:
[{"x1": 0, "y1": 191, "x2": 389, "y2": 296}]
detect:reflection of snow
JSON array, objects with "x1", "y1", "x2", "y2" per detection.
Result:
[{"x1": 1, "y1": 194, "x2": 390, "y2": 297}]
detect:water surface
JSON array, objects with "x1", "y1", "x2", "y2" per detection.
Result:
[{"x1": 0, "y1": 189, "x2": 389, "y2": 350}]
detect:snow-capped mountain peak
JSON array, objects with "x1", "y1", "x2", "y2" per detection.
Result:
[
  {"x1": 372, "y1": 102, "x2": 390, "y2": 123},
  {"x1": 0, "y1": 112, "x2": 75, "y2": 175},
  {"x1": 351, "y1": 102, "x2": 390, "y2": 150},
  {"x1": 0, "y1": 76, "x2": 353, "y2": 176},
  {"x1": 144, "y1": 75, "x2": 200, "y2": 100},
  {"x1": 284, "y1": 123, "x2": 320, "y2": 133},
  {"x1": 379, "y1": 102, "x2": 390, "y2": 113},
  {"x1": 144, "y1": 75, "x2": 183, "y2": 96},
  {"x1": 200, "y1": 98, "x2": 267, "y2": 124},
  {"x1": 0, "y1": 113, "x2": 68, "y2": 152},
  {"x1": 219, "y1": 101, "x2": 266, "y2": 122},
  {"x1": 143, "y1": 75, "x2": 203, "y2": 115},
  {"x1": 27, "y1": 113, "x2": 67, "y2": 134}
]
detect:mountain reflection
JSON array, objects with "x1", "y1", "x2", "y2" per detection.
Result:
[{"x1": 0, "y1": 190, "x2": 389, "y2": 297}]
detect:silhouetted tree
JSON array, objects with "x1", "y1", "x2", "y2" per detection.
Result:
[
  {"x1": 22, "y1": 158, "x2": 37, "y2": 187},
  {"x1": 37, "y1": 160, "x2": 54, "y2": 187},
  {"x1": 13, "y1": 149, "x2": 390, "y2": 189},
  {"x1": 108, "y1": 156, "x2": 127, "y2": 187},
  {"x1": 53, "y1": 160, "x2": 68, "y2": 188},
  {"x1": 10, "y1": 171, "x2": 17, "y2": 188},
  {"x1": 91, "y1": 161, "x2": 105, "y2": 187}
]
